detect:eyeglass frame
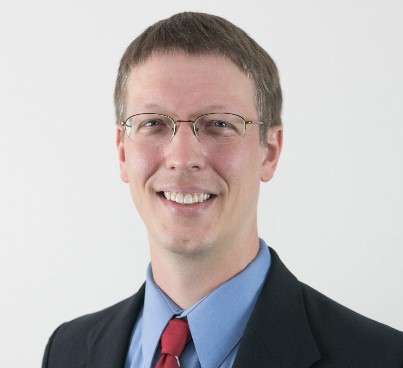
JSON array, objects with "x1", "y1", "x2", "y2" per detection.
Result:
[{"x1": 119, "y1": 112, "x2": 265, "y2": 143}]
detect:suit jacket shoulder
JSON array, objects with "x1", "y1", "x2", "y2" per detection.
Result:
[
  {"x1": 301, "y1": 282, "x2": 403, "y2": 367},
  {"x1": 42, "y1": 284, "x2": 145, "y2": 368},
  {"x1": 233, "y1": 248, "x2": 403, "y2": 368}
]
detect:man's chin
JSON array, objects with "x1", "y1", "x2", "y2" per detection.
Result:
[{"x1": 160, "y1": 236, "x2": 215, "y2": 257}]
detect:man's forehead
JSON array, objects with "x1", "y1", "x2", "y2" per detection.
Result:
[{"x1": 125, "y1": 53, "x2": 256, "y2": 114}]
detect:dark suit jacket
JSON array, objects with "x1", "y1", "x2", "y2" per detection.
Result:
[{"x1": 42, "y1": 249, "x2": 403, "y2": 367}]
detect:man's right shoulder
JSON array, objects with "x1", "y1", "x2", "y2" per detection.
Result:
[
  {"x1": 51, "y1": 294, "x2": 135, "y2": 339},
  {"x1": 42, "y1": 284, "x2": 145, "y2": 368}
]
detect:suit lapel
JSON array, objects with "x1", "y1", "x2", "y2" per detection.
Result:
[
  {"x1": 87, "y1": 284, "x2": 145, "y2": 368},
  {"x1": 233, "y1": 248, "x2": 321, "y2": 368}
]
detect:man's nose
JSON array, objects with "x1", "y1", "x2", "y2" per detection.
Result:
[{"x1": 164, "y1": 121, "x2": 206, "y2": 171}]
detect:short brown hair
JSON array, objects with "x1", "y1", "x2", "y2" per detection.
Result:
[{"x1": 114, "y1": 12, "x2": 282, "y2": 145}]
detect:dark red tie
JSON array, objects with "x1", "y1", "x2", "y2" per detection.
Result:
[{"x1": 155, "y1": 318, "x2": 191, "y2": 368}]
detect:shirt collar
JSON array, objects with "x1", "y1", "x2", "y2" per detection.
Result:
[{"x1": 142, "y1": 239, "x2": 271, "y2": 368}]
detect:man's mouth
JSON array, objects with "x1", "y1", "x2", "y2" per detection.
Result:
[{"x1": 162, "y1": 191, "x2": 212, "y2": 205}]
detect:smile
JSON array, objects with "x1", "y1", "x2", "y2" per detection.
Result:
[{"x1": 163, "y1": 191, "x2": 211, "y2": 205}]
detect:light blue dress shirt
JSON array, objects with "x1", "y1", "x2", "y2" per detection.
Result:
[{"x1": 125, "y1": 239, "x2": 271, "y2": 368}]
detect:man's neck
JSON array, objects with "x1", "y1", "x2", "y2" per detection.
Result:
[{"x1": 149, "y1": 235, "x2": 260, "y2": 309}]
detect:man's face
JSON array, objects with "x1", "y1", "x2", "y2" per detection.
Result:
[{"x1": 117, "y1": 53, "x2": 281, "y2": 256}]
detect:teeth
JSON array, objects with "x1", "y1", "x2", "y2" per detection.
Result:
[
  {"x1": 163, "y1": 191, "x2": 211, "y2": 205},
  {"x1": 175, "y1": 193, "x2": 184, "y2": 203},
  {"x1": 184, "y1": 194, "x2": 193, "y2": 204}
]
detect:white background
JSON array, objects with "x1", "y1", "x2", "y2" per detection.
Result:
[{"x1": 1, "y1": 0, "x2": 402, "y2": 366}]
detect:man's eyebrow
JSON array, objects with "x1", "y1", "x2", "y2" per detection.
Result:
[
  {"x1": 140, "y1": 103, "x2": 165, "y2": 111},
  {"x1": 202, "y1": 105, "x2": 230, "y2": 112},
  {"x1": 138, "y1": 103, "x2": 231, "y2": 113}
]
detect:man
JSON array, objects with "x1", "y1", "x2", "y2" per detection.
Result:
[{"x1": 42, "y1": 12, "x2": 403, "y2": 368}]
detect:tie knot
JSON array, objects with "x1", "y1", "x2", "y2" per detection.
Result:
[{"x1": 160, "y1": 318, "x2": 191, "y2": 357}]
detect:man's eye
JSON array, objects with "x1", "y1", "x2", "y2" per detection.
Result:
[
  {"x1": 202, "y1": 119, "x2": 240, "y2": 138},
  {"x1": 208, "y1": 120, "x2": 239, "y2": 133},
  {"x1": 141, "y1": 119, "x2": 162, "y2": 128},
  {"x1": 210, "y1": 120, "x2": 231, "y2": 129},
  {"x1": 136, "y1": 119, "x2": 170, "y2": 137}
]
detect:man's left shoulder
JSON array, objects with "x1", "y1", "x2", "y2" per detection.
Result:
[{"x1": 301, "y1": 282, "x2": 403, "y2": 365}]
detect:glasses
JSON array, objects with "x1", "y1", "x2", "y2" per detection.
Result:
[{"x1": 120, "y1": 113, "x2": 264, "y2": 145}]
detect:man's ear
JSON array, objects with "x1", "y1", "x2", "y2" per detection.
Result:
[
  {"x1": 261, "y1": 126, "x2": 283, "y2": 182},
  {"x1": 116, "y1": 127, "x2": 129, "y2": 183}
]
